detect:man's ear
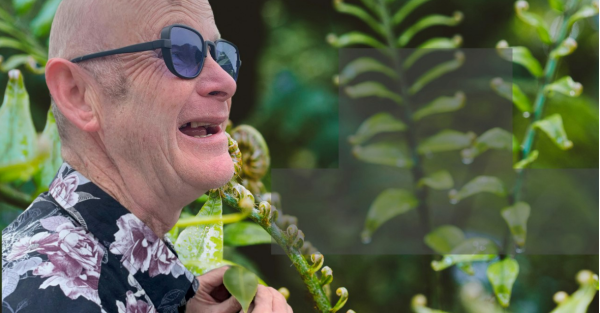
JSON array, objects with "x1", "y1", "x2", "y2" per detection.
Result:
[{"x1": 45, "y1": 58, "x2": 100, "y2": 132}]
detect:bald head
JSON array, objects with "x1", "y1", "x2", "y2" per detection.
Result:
[{"x1": 47, "y1": 0, "x2": 218, "y2": 141}]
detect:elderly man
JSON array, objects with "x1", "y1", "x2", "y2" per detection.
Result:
[{"x1": 1, "y1": 0, "x2": 292, "y2": 312}]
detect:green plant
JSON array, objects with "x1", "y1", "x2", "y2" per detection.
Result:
[{"x1": 329, "y1": 0, "x2": 598, "y2": 310}]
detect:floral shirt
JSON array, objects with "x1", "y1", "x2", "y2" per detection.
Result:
[{"x1": 2, "y1": 163, "x2": 199, "y2": 313}]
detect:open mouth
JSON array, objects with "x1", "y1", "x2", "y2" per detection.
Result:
[{"x1": 178, "y1": 121, "x2": 221, "y2": 138}]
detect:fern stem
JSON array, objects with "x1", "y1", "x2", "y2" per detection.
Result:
[
  {"x1": 0, "y1": 184, "x2": 32, "y2": 209},
  {"x1": 222, "y1": 193, "x2": 332, "y2": 312}
]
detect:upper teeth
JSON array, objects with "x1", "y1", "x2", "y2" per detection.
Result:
[{"x1": 179, "y1": 122, "x2": 217, "y2": 129}]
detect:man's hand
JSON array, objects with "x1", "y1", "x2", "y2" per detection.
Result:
[{"x1": 185, "y1": 266, "x2": 293, "y2": 313}]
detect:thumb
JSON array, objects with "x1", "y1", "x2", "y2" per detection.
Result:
[{"x1": 198, "y1": 266, "x2": 231, "y2": 290}]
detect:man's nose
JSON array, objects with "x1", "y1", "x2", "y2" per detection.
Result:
[{"x1": 194, "y1": 53, "x2": 237, "y2": 102}]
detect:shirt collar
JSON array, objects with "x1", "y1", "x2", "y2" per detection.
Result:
[{"x1": 47, "y1": 162, "x2": 197, "y2": 309}]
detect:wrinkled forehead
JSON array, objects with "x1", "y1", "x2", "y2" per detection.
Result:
[{"x1": 104, "y1": 0, "x2": 221, "y2": 45}]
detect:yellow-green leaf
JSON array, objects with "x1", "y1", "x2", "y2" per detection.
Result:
[
  {"x1": 345, "y1": 81, "x2": 402, "y2": 104},
  {"x1": 349, "y1": 112, "x2": 406, "y2": 145},
  {"x1": 417, "y1": 129, "x2": 475, "y2": 155},
  {"x1": 418, "y1": 170, "x2": 454, "y2": 190},
  {"x1": 544, "y1": 76, "x2": 583, "y2": 97},
  {"x1": 496, "y1": 41, "x2": 544, "y2": 78},
  {"x1": 334, "y1": 0, "x2": 385, "y2": 37},
  {"x1": 223, "y1": 266, "x2": 259, "y2": 313},
  {"x1": 224, "y1": 222, "x2": 272, "y2": 246},
  {"x1": 392, "y1": 0, "x2": 432, "y2": 25},
  {"x1": 424, "y1": 225, "x2": 465, "y2": 254},
  {"x1": 339, "y1": 57, "x2": 397, "y2": 85},
  {"x1": 550, "y1": 38, "x2": 577, "y2": 58},
  {"x1": 0, "y1": 37, "x2": 27, "y2": 51},
  {"x1": 413, "y1": 91, "x2": 465, "y2": 120},
  {"x1": 501, "y1": 202, "x2": 530, "y2": 247},
  {"x1": 548, "y1": 0, "x2": 565, "y2": 12},
  {"x1": 0, "y1": 70, "x2": 38, "y2": 167},
  {"x1": 461, "y1": 128, "x2": 512, "y2": 162},
  {"x1": 352, "y1": 142, "x2": 413, "y2": 168},
  {"x1": 567, "y1": 4, "x2": 599, "y2": 29},
  {"x1": 487, "y1": 258, "x2": 519, "y2": 308},
  {"x1": 362, "y1": 189, "x2": 418, "y2": 243},
  {"x1": 0, "y1": 54, "x2": 30, "y2": 72},
  {"x1": 397, "y1": 12, "x2": 463, "y2": 47},
  {"x1": 403, "y1": 35, "x2": 463, "y2": 69},
  {"x1": 514, "y1": 150, "x2": 539, "y2": 169},
  {"x1": 409, "y1": 51, "x2": 464, "y2": 94},
  {"x1": 13, "y1": 0, "x2": 36, "y2": 15},
  {"x1": 175, "y1": 190, "x2": 224, "y2": 275},
  {"x1": 515, "y1": 1, "x2": 552, "y2": 44},
  {"x1": 327, "y1": 32, "x2": 386, "y2": 49},
  {"x1": 449, "y1": 176, "x2": 506, "y2": 204},
  {"x1": 490, "y1": 78, "x2": 532, "y2": 113},
  {"x1": 532, "y1": 114, "x2": 573, "y2": 150}
]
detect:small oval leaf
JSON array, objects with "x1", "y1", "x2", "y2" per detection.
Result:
[
  {"x1": 418, "y1": 170, "x2": 454, "y2": 190},
  {"x1": 532, "y1": 114, "x2": 573, "y2": 150},
  {"x1": 567, "y1": 4, "x2": 599, "y2": 29},
  {"x1": 397, "y1": 12, "x2": 463, "y2": 47},
  {"x1": 344, "y1": 81, "x2": 403, "y2": 104},
  {"x1": 413, "y1": 91, "x2": 465, "y2": 120},
  {"x1": 515, "y1": 1, "x2": 553, "y2": 44},
  {"x1": 496, "y1": 41, "x2": 544, "y2": 78},
  {"x1": 409, "y1": 51, "x2": 465, "y2": 94},
  {"x1": 334, "y1": 0, "x2": 385, "y2": 36},
  {"x1": 403, "y1": 35, "x2": 463, "y2": 69},
  {"x1": 487, "y1": 258, "x2": 519, "y2": 308},
  {"x1": 362, "y1": 189, "x2": 418, "y2": 242},
  {"x1": 339, "y1": 57, "x2": 397, "y2": 85},
  {"x1": 327, "y1": 32, "x2": 386, "y2": 49},
  {"x1": 223, "y1": 266, "x2": 259, "y2": 313},
  {"x1": 461, "y1": 128, "x2": 512, "y2": 162},
  {"x1": 224, "y1": 222, "x2": 272, "y2": 247},
  {"x1": 490, "y1": 78, "x2": 532, "y2": 113},
  {"x1": 501, "y1": 202, "x2": 531, "y2": 247},
  {"x1": 424, "y1": 225, "x2": 465, "y2": 254},
  {"x1": 449, "y1": 176, "x2": 506, "y2": 204},
  {"x1": 349, "y1": 112, "x2": 406, "y2": 145},
  {"x1": 392, "y1": 0, "x2": 432, "y2": 25},
  {"x1": 514, "y1": 150, "x2": 539, "y2": 169},
  {"x1": 352, "y1": 141, "x2": 413, "y2": 168},
  {"x1": 417, "y1": 129, "x2": 475, "y2": 155},
  {"x1": 544, "y1": 76, "x2": 583, "y2": 97}
]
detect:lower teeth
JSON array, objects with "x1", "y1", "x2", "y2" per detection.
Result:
[{"x1": 193, "y1": 133, "x2": 213, "y2": 138}]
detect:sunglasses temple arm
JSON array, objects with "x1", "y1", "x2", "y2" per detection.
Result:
[{"x1": 70, "y1": 39, "x2": 171, "y2": 63}]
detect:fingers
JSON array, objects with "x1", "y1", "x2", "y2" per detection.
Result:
[
  {"x1": 197, "y1": 266, "x2": 230, "y2": 290},
  {"x1": 213, "y1": 293, "x2": 242, "y2": 313},
  {"x1": 270, "y1": 287, "x2": 290, "y2": 313},
  {"x1": 250, "y1": 285, "x2": 273, "y2": 312}
]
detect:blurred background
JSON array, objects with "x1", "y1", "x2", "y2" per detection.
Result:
[{"x1": 1, "y1": 0, "x2": 598, "y2": 312}]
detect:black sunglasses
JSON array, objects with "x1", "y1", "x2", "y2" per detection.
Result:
[{"x1": 70, "y1": 24, "x2": 241, "y2": 81}]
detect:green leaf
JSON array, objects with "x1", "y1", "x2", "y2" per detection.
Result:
[
  {"x1": 544, "y1": 76, "x2": 583, "y2": 97},
  {"x1": 490, "y1": 78, "x2": 532, "y2": 113},
  {"x1": 175, "y1": 190, "x2": 224, "y2": 275},
  {"x1": 397, "y1": 12, "x2": 463, "y2": 47},
  {"x1": 352, "y1": 141, "x2": 413, "y2": 168},
  {"x1": 418, "y1": 170, "x2": 454, "y2": 190},
  {"x1": 548, "y1": 0, "x2": 565, "y2": 12},
  {"x1": 496, "y1": 41, "x2": 544, "y2": 78},
  {"x1": 0, "y1": 37, "x2": 27, "y2": 51},
  {"x1": 344, "y1": 81, "x2": 402, "y2": 104},
  {"x1": 461, "y1": 128, "x2": 512, "y2": 162},
  {"x1": 449, "y1": 176, "x2": 506, "y2": 204},
  {"x1": 0, "y1": 70, "x2": 38, "y2": 168},
  {"x1": 501, "y1": 202, "x2": 531, "y2": 247},
  {"x1": 514, "y1": 150, "x2": 539, "y2": 169},
  {"x1": 413, "y1": 91, "x2": 465, "y2": 120},
  {"x1": 532, "y1": 114, "x2": 573, "y2": 150},
  {"x1": 221, "y1": 259, "x2": 267, "y2": 286},
  {"x1": 409, "y1": 51, "x2": 465, "y2": 94},
  {"x1": 34, "y1": 109, "x2": 63, "y2": 192},
  {"x1": 550, "y1": 270, "x2": 599, "y2": 313},
  {"x1": 349, "y1": 112, "x2": 406, "y2": 145},
  {"x1": 403, "y1": 35, "x2": 463, "y2": 69},
  {"x1": 13, "y1": 0, "x2": 36, "y2": 15},
  {"x1": 487, "y1": 258, "x2": 519, "y2": 308},
  {"x1": 224, "y1": 222, "x2": 272, "y2": 246},
  {"x1": 431, "y1": 238, "x2": 498, "y2": 271},
  {"x1": 550, "y1": 38, "x2": 578, "y2": 58},
  {"x1": 223, "y1": 265, "x2": 259, "y2": 313},
  {"x1": 327, "y1": 32, "x2": 386, "y2": 49},
  {"x1": 334, "y1": 0, "x2": 385, "y2": 37},
  {"x1": 392, "y1": 0, "x2": 432, "y2": 25},
  {"x1": 424, "y1": 225, "x2": 465, "y2": 254},
  {"x1": 515, "y1": 1, "x2": 553, "y2": 44},
  {"x1": 417, "y1": 129, "x2": 474, "y2": 155},
  {"x1": 362, "y1": 189, "x2": 418, "y2": 242},
  {"x1": 339, "y1": 57, "x2": 397, "y2": 85},
  {"x1": 567, "y1": 4, "x2": 599, "y2": 29},
  {"x1": 30, "y1": 0, "x2": 62, "y2": 38},
  {"x1": 0, "y1": 54, "x2": 30, "y2": 72}
]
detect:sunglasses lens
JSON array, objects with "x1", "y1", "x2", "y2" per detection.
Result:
[
  {"x1": 215, "y1": 41, "x2": 240, "y2": 81},
  {"x1": 170, "y1": 27, "x2": 204, "y2": 78}
]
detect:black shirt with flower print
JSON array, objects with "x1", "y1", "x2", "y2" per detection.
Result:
[{"x1": 2, "y1": 163, "x2": 199, "y2": 313}]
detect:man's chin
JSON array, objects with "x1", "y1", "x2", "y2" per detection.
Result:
[{"x1": 183, "y1": 154, "x2": 235, "y2": 194}]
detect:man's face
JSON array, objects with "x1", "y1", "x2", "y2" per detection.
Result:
[{"x1": 94, "y1": 1, "x2": 237, "y2": 204}]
